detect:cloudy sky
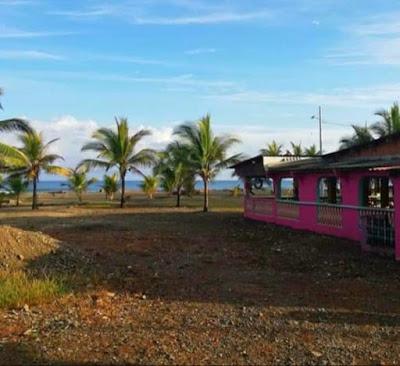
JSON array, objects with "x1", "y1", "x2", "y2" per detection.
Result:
[{"x1": 1, "y1": 0, "x2": 400, "y2": 179}]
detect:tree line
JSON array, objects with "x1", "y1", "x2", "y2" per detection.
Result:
[
  {"x1": 260, "y1": 102, "x2": 400, "y2": 156},
  {"x1": 0, "y1": 89, "x2": 242, "y2": 212}
]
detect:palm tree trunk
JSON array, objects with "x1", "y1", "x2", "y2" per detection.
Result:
[
  {"x1": 203, "y1": 178, "x2": 209, "y2": 212},
  {"x1": 16, "y1": 193, "x2": 20, "y2": 207},
  {"x1": 176, "y1": 186, "x2": 181, "y2": 208},
  {"x1": 120, "y1": 170, "x2": 126, "y2": 208},
  {"x1": 32, "y1": 177, "x2": 38, "y2": 210}
]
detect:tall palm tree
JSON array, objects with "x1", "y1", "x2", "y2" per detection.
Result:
[
  {"x1": 80, "y1": 117, "x2": 155, "y2": 208},
  {"x1": 64, "y1": 166, "x2": 97, "y2": 203},
  {"x1": 260, "y1": 140, "x2": 283, "y2": 156},
  {"x1": 304, "y1": 144, "x2": 318, "y2": 156},
  {"x1": 175, "y1": 114, "x2": 242, "y2": 212},
  {"x1": 102, "y1": 173, "x2": 120, "y2": 201},
  {"x1": 0, "y1": 129, "x2": 69, "y2": 209},
  {"x1": 155, "y1": 142, "x2": 194, "y2": 207},
  {"x1": 371, "y1": 102, "x2": 400, "y2": 137},
  {"x1": 290, "y1": 142, "x2": 303, "y2": 156},
  {"x1": 339, "y1": 124, "x2": 374, "y2": 150}
]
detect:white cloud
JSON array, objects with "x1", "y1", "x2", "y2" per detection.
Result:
[
  {"x1": 326, "y1": 12, "x2": 400, "y2": 66},
  {"x1": 0, "y1": 50, "x2": 63, "y2": 61},
  {"x1": 48, "y1": 5, "x2": 117, "y2": 18},
  {"x1": 185, "y1": 48, "x2": 216, "y2": 55},
  {"x1": 205, "y1": 83, "x2": 400, "y2": 108},
  {"x1": 132, "y1": 10, "x2": 272, "y2": 25},
  {"x1": 0, "y1": 26, "x2": 76, "y2": 38}
]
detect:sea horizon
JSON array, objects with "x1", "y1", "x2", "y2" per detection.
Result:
[{"x1": 30, "y1": 179, "x2": 243, "y2": 193}]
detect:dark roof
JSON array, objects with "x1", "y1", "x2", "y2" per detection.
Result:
[
  {"x1": 323, "y1": 131, "x2": 400, "y2": 161},
  {"x1": 269, "y1": 155, "x2": 400, "y2": 173}
]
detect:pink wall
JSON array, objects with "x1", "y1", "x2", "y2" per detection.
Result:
[{"x1": 244, "y1": 170, "x2": 399, "y2": 260}]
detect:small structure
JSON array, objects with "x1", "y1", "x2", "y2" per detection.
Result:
[{"x1": 232, "y1": 133, "x2": 400, "y2": 260}]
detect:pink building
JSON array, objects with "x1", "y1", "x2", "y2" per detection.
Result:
[{"x1": 232, "y1": 133, "x2": 400, "y2": 260}]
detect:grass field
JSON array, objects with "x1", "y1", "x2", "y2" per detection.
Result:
[{"x1": 0, "y1": 191, "x2": 399, "y2": 365}]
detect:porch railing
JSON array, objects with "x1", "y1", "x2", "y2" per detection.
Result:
[
  {"x1": 276, "y1": 200, "x2": 300, "y2": 220},
  {"x1": 245, "y1": 196, "x2": 396, "y2": 253},
  {"x1": 317, "y1": 204, "x2": 343, "y2": 228},
  {"x1": 359, "y1": 207, "x2": 395, "y2": 249}
]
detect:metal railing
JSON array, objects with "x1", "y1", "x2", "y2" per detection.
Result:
[
  {"x1": 359, "y1": 207, "x2": 395, "y2": 249},
  {"x1": 276, "y1": 200, "x2": 300, "y2": 220}
]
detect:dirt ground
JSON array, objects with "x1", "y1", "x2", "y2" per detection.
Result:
[{"x1": 0, "y1": 197, "x2": 399, "y2": 365}]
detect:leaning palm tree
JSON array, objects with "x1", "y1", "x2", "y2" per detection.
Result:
[
  {"x1": 175, "y1": 114, "x2": 242, "y2": 212},
  {"x1": 304, "y1": 144, "x2": 318, "y2": 156},
  {"x1": 140, "y1": 175, "x2": 158, "y2": 199},
  {"x1": 80, "y1": 117, "x2": 155, "y2": 208},
  {"x1": 64, "y1": 166, "x2": 97, "y2": 203},
  {"x1": 371, "y1": 102, "x2": 400, "y2": 138},
  {"x1": 0, "y1": 129, "x2": 69, "y2": 209},
  {"x1": 260, "y1": 140, "x2": 283, "y2": 156},
  {"x1": 155, "y1": 142, "x2": 194, "y2": 207},
  {"x1": 0, "y1": 87, "x2": 33, "y2": 133},
  {"x1": 6, "y1": 175, "x2": 28, "y2": 207},
  {"x1": 102, "y1": 173, "x2": 120, "y2": 201},
  {"x1": 290, "y1": 142, "x2": 303, "y2": 156},
  {"x1": 339, "y1": 124, "x2": 374, "y2": 150}
]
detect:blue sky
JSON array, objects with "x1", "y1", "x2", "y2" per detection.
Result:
[{"x1": 1, "y1": 0, "x2": 400, "y2": 178}]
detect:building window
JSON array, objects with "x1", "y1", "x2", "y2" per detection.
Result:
[
  {"x1": 279, "y1": 177, "x2": 298, "y2": 200},
  {"x1": 318, "y1": 177, "x2": 342, "y2": 204},
  {"x1": 360, "y1": 177, "x2": 394, "y2": 208}
]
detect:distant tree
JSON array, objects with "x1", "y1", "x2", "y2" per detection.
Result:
[
  {"x1": 155, "y1": 142, "x2": 194, "y2": 207},
  {"x1": 371, "y1": 102, "x2": 400, "y2": 137},
  {"x1": 174, "y1": 114, "x2": 242, "y2": 212},
  {"x1": 304, "y1": 144, "x2": 318, "y2": 156},
  {"x1": 80, "y1": 117, "x2": 155, "y2": 208},
  {"x1": 339, "y1": 124, "x2": 374, "y2": 150},
  {"x1": 102, "y1": 173, "x2": 120, "y2": 201},
  {"x1": 290, "y1": 142, "x2": 303, "y2": 156},
  {"x1": 65, "y1": 166, "x2": 97, "y2": 203},
  {"x1": 140, "y1": 175, "x2": 158, "y2": 199},
  {"x1": 6, "y1": 175, "x2": 28, "y2": 206},
  {"x1": 260, "y1": 140, "x2": 283, "y2": 156},
  {"x1": 0, "y1": 128, "x2": 69, "y2": 209},
  {"x1": 183, "y1": 175, "x2": 196, "y2": 197}
]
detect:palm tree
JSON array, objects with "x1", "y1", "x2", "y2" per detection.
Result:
[
  {"x1": 140, "y1": 175, "x2": 158, "y2": 199},
  {"x1": 175, "y1": 114, "x2": 242, "y2": 212},
  {"x1": 339, "y1": 124, "x2": 374, "y2": 150},
  {"x1": 80, "y1": 117, "x2": 155, "y2": 208},
  {"x1": 290, "y1": 142, "x2": 303, "y2": 156},
  {"x1": 6, "y1": 175, "x2": 28, "y2": 207},
  {"x1": 260, "y1": 140, "x2": 283, "y2": 156},
  {"x1": 304, "y1": 144, "x2": 318, "y2": 156},
  {"x1": 64, "y1": 166, "x2": 97, "y2": 203},
  {"x1": 0, "y1": 129, "x2": 69, "y2": 209},
  {"x1": 102, "y1": 173, "x2": 120, "y2": 201},
  {"x1": 0, "y1": 87, "x2": 33, "y2": 134},
  {"x1": 155, "y1": 142, "x2": 194, "y2": 207},
  {"x1": 371, "y1": 102, "x2": 400, "y2": 137}
]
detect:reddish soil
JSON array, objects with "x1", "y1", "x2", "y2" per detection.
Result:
[{"x1": 0, "y1": 206, "x2": 399, "y2": 365}]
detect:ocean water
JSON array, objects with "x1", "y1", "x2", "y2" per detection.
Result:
[{"x1": 30, "y1": 180, "x2": 243, "y2": 193}]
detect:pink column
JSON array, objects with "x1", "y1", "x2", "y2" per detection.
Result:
[
  {"x1": 298, "y1": 173, "x2": 318, "y2": 231},
  {"x1": 340, "y1": 173, "x2": 362, "y2": 241},
  {"x1": 392, "y1": 176, "x2": 400, "y2": 261}
]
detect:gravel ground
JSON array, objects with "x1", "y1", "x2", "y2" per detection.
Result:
[{"x1": 0, "y1": 205, "x2": 399, "y2": 365}]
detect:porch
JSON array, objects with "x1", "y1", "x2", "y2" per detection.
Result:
[{"x1": 243, "y1": 169, "x2": 400, "y2": 260}]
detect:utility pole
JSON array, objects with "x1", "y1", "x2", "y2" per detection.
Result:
[
  {"x1": 318, "y1": 106, "x2": 322, "y2": 155},
  {"x1": 311, "y1": 106, "x2": 323, "y2": 155}
]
